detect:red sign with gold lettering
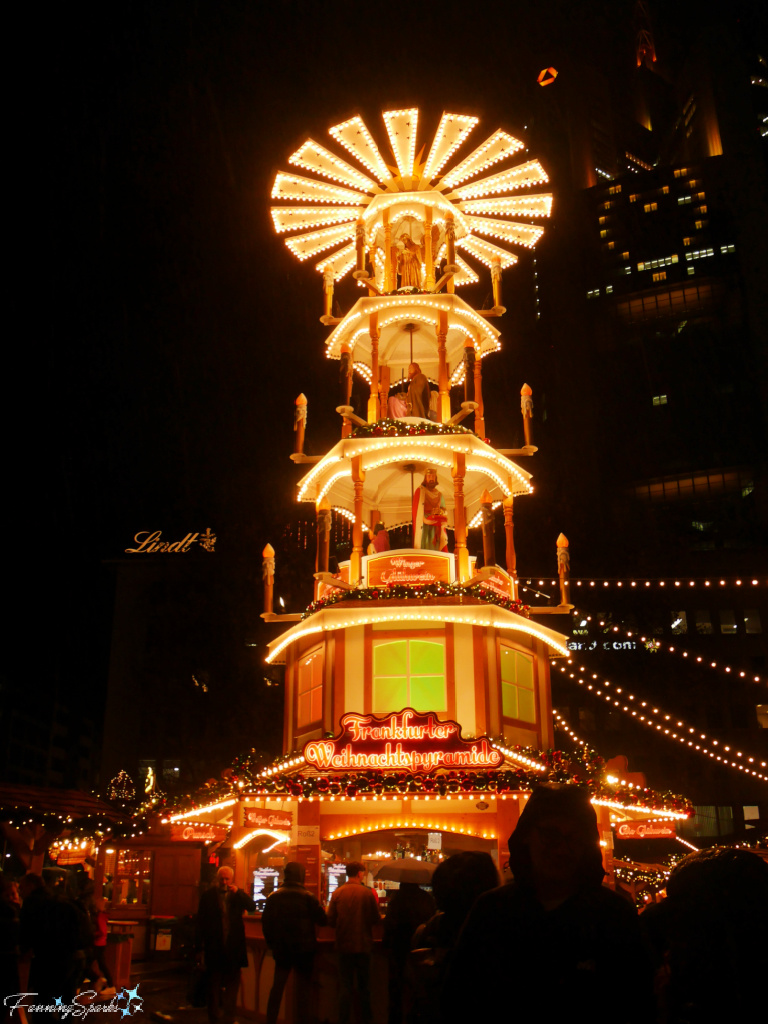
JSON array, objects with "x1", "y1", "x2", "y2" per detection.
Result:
[
  {"x1": 170, "y1": 823, "x2": 228, "y2": 842},
  {"x1": 614, "y1": 820, "x2": 676, "y2": 839},
  {"x1": 304, "y1": 709, "x2": 503, "y2": 773},
  {"x1": 366, "y1": 552, "x2": 453, "y2": 587},
  {"x1": 244, "y1": 809, "x2": 293, "y2": 829},
  {"x1": 480, "y1": 568, "x2": 513, "y2": 599}
]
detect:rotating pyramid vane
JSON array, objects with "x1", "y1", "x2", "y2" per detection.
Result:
[{"x1": 271, "y1": 108, "x2": 551, "y2": 289}]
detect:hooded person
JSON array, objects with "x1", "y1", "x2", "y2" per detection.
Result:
[
  {"x1": 443, "y1": 785, "x2": 653, "y2": 1024},
  {"x1": 262, "y1": 862, "x2": 327, "y2": 1024}
]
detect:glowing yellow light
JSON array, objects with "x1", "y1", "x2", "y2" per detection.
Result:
[
  {"x1": 441, "y1": 130, "x2": 525, "y2": 188},
  {"x1": 423, "y1": 112, "x2": 479, "y2": 182},
  {"x1": 289, "y1": 139, "x2": 375, "y2": 191},
  {"x1": 329, "y1": 115, "x2": 391, "y2": 183},
  {"x1": 382, "y1": 108, "x2": 419, "y2": 180}
]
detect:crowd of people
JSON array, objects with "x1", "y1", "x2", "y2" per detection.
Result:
[
  {"x1": 0, "y1": 867, "x2": 115, "y2": 1014},
  {"x1": 199, "y1": 784, "x2": 767, "y2": 1024},
  {"x1": 3, "y1": 784, "x2": 767, "y2": 1023}
]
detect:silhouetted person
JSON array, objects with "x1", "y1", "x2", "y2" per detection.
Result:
[
  {"x1": 262, "y1": 863, "x2": 326, "y2": 1024},
  {"x1": 19, "y1": 871, "x2": 82, "y2": 1008},
  {"x1": 1, "y1": 874, "x2": 21, "y2": 1014},
  {"x1": 196, "y1": 866, "x2": 255, "y2": 1024},
  {"x1": 445, "y1": 786, "x2": 653, "y2": 1023},
  {"x1": 328, "y1": 861, "x2": 381, "y2": 1024},
  {"x1": 383, "y1": 882, "x2": 435, "y2": 1024},
  {"x1": 640, "y1": 847, "x2": 768, "y2": 1022},
  {"x1": 410, "y1": 853, "x2": 499, "y2": 1024}
]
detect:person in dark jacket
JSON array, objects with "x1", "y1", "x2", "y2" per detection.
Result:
[
  {"x1": 444, "y1": 785, "x2": 653, "y2": 1024},
  {"x1": 196, "y1": 866, "x2": 255, "y2": 1024},
  {"x1": 262, "y1": 862, "x2": 327, "y2": 1024},
  {"x1": 383, "y1": 882, "x2": 435, "y2": 1024}
]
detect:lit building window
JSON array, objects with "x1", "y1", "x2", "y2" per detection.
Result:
[
  {"x1": 638, "y1": 255, "x2": 679, "y2": 271},
  {"x1": 683, "y1": 237, "x2": 692, "y2": 246},
  {"x1": 605, "y1": 241, "x2": 615, "y2": 250},
  {"x1": 608, "y1": 185, "x2": 621, "y2": 194},
  {"x1": 678, "y1": 196, "x2": 692, "y2": 205},
  {"x1": 744, "y1": 609, "x2": 762, "y2": 634},
  {"x1": 599, "y1": 216, "x2": 608, "y2": 225},
  {"x1": 720, "y1": 610, "x2": 737, "y2": 635},
  {"x1": 685, "y1": 248, "x2": 714, "y2": 261},
  {"x1": 694, "y1": 220, "x2": 707, "y2": 230},
  {"x1": 587, "y1": 288, "x2": 600, "y2": 298},
  {"x1": 756, "y1": 707, "x2": 768, "y2": 729},
  {"x1": 629, "y1": 194, "x2": 639, "y2": 203},
  {"x1": 661, "y1": 185, "x2": 670, "y2": 194},
  {"x1": 605, "y1": 284, "x2": 613, "y2": 294},
  {"x1": 297, "y1": 649, "x2": 324, "y2": 728},
  {"x1": 652, "y1": 394, "x2": 668, "y2": 405},
  {"x1": 652, "y1": 271, "x2": 667, "y2": 281},
  {"x1": 673, "y1": 168, "x2": 689, "y2": 178},
  {"x1": 671, "y1": 611, "x2": 688, "y2": 634},
  {"x1": 696, "y1": 192, "x2": 706, "y2": 200},
  {"x1": 720, "y1": 244, "x2": 735, "y2": 254},
  {"x1": 695, "y1": 610, "x2": 713, "y2": 635},
  {"x1": 622, "y1": 251, "x2": 629, "y2": 260},
  {"x1": 698, "y1": 204, "x2": 708, "y2": 214},
  {"x1": 600, "y1": 229, "x2": 608, "y2": 238},
  {"x1": 644, "y1": 202, "x2": 658, "y2": 212},
  {"x1": 499, "y1": 645, "x2": 536, "y2": 724},
  {"x1": 372, "y1": 639, "x2": 446, "y2": 714}
]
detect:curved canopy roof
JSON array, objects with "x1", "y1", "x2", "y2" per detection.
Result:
[
  {"x1": 324, "y1": 294, "x2": 500, "y2": 381},
  {"x1": 297, "y1": 427, "x2": 532, "y2": 529}
]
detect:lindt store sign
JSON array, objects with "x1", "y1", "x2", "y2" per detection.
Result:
[{"x1": 303, "y1": 709, "x2": 503, "y2": 773}]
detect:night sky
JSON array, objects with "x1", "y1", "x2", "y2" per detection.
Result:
[{"x1": 16, "y1": 0, "x2": 763, "y2": 772}]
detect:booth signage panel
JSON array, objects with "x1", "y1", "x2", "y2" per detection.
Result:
[
  {"x1": 304, "y1": 708, "x2": 503, "y2": 773},
  {"x1": 365, "y1": 551, "x2": 453, "y2": 587},
  {"x1": 170, "y1": 823, "x2": 228, "y2": 842},
  {"x1": 614, "y1": 821, "x2": 676, "y2": 839},
  {"x1": 480, "y1": 568, "x2": 512, "y2": 599},
  {"x1": 244, "y1": 809, "x2": 293, "y2": 829}
]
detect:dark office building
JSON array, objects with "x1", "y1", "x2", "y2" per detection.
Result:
[{"x1": 504, "y1": 5, "x2": 768, "y2": 842}]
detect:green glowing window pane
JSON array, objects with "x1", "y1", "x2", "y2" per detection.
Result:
[
  {"x1": 500, "y1": 646, "x2": 516, "y2": 684},
  {"x1": 518, "y1": 687, "x2": 536, "y2": 723},
  {"x1": 298, "y1": 693, "x2": 312, "y2": 727},
  {"x1": 502, "y1": 681, "x2": 518, "y2": 719},
  {"x1": 410, "y1": 676, "x2": 447, "y2": 712},
  {"x1": 410, "y1": 641, "x2": 444, "y2": 677},
  {"x1": 516, "y1": 653, "x2": 534, "y2": 690},
  {"x1": 374, "y1": 641, "x2": 407, "y2": 677},
  {"x1": 374, "y1": 677, "x2": 407, "y2": 713}
]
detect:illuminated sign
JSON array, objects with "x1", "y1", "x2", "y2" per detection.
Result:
[
  {"x1": 125, "y1": 528, "x2": 216, "y2": 554},
  {"x1": 170, "y1": 824, "x2": 228, "y2": 842},
  {"x1": 480, "y1": 567, "x2": 513, "y2": 599},
  {"x1": 366, "y1": 550, "x2": 453, "y2": 587},
  {"x1": 568, "y1": 640, "x2": 638, "y2": 652},
  {"x1": 614, "y1": 820, "x2": 676, "y2": 839},
  {"x1": 244, "y1": 809, "x2": 293, "y2": 829},
  {"x1": 304, "y1": 709, "x2": 503, "y2": 773}
]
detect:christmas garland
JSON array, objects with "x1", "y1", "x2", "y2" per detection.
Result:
[
  {"x1": 350, "y1": 419, "x2": 473, "y2": 439},
  {"x1": 303, "y1": 581, "x2": 530, "y2": 620}
]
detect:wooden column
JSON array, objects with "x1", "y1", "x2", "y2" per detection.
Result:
[
  {"x1": 445, "y1": 214, "x2": 456, "y2": 294},
  {"x1": 557, "y1": 533, "x2": 570, "y2": 606},
  {"x1": 452, "y1": 453, "x2": 469, "y2": 581},
  {"x1": 503, "y1": 494, "x2": 517, "y2": 595},
  {"x1": 521, "y1": 384, "x2": 533, "y2": 446},
  {"x1": 437, "y1": 309, "x2": 449, "y2": 423},
  {"x1": 294, "y1": 393, "x2": 307, "y2": 454},
  {"x1": 474, "y1": 353, "x2": 485, "y2": 439},
  {"x1": 379, "y1": 364, "x2": 391, "y2": 420},
  {"x1": 355, "y1": 218, "x2": 365, "y2": 275},
  {"x1": 323, "y1": 268, "x2": 334, "y2": 319},
  {"x1": 480, "y1": 489, "x2": 496, "y2": 568},
  {"x1": 350, "y1": 456, "x2": 365, "y2": 583},
  {"x1": 316, "y1": 498, "x2": 331, "y2": 575},
  {"x1": 368, "y1": 312, "x2": 379, "y2": 423},
  {"x1": 383, "y1": 209, "x2": 394, "y2": 292},
  {"x1": 424, "y1": 206, "x2": 435, "y2": 290},
  {"x1": 262, "y1": 544, "x2": 275, "y2": 615},
  {"x1": 491, "y1": 257, "x2": 503, "y2": 308},
  {"x1": 340, "y1": 344, "x2": 353, "y2": 438}
]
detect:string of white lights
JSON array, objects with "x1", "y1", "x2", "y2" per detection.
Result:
[{"x1": 553, "y1": 663, "x2": 768, "y2": 781}]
